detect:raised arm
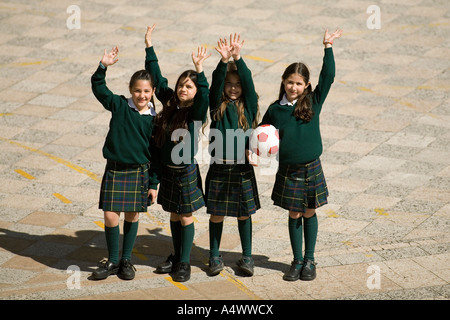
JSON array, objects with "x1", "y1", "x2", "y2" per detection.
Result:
[
  {"x1": 144, "y1": 24, "x2": 173, "y2": 104},
  {"x1": 230, "y1": 34, "x2": 258, "y2": 118},
  {"x1": 313, "y1": 29, "x2": 343, "y2": 107},
  {"x1": 209, "y1": 38, "x2": 232, "y2": 111},
  {"x1": 91, "y1": 46, "x2": 120, "y2": 111},
  {"x1": 191, "y1": 46, "x2": 210, "y2": 122}
]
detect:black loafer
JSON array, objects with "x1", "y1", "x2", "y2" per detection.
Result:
[
  {"x1": 156, "y1": 254, "x2": 175, "y2": 274},
  {"x1": 209, "y1": 255, "x2": 224, "y2": 276},
  {"x1": 283, "y1": 260, "x2": 303, "y2": 281},
  {"x1": 118, "y1": 259, "x2": 136, "y2": 280},
  {"x1": 171, "y1": 262, "x2": 191, "y2": 282},
  {"x1": 92, "y1": 259, "x2": 119, "y2": 280},
  {"x1": 300, "y1": 259, "x2": 317, "y2": 281},
  {"x1": 237, "y1": 256, "x2": 254, "y2": 276}
]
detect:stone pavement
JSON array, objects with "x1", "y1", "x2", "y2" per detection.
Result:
[{"x1": 0, "y1": 0, "x2": 449, "y2": 301}]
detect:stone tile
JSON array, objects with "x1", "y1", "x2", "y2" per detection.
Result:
[
  {"x1": 319, "y1": 218, "x2": 370, "y2": 235},
  {"x1": 354, "y1": 155, "x2": 406, "y2": 171},
  {"x1": 19, "y1": 211, "x2": 75, "y2": 228},
  {"x1": 327, "y1": 140, "x2": 379, "y2": 155},
  {"x1": 1, "y1": 255, "x2": 57, "y2": 272},
  {"x1": 383, "y1": 259, "x2": 447, "y2": 289}
]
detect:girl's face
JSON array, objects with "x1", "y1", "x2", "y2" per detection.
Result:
[
  {"x1": 224, "y1": 73, "x2": 242, "y2": 101},
  {"x1": 130, "y1": 80, "x2": 154, "y2": 112},
  {"x1": 283, "y1": 73, "x2": 310, "y2": 102},
  {"x1": 177, "y1": 77, "x2": 197, "y2": 105}
]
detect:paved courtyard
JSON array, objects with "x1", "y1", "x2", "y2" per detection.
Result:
[{"x1": 0, "y1": 0, "x2": 449, "y2": 301}]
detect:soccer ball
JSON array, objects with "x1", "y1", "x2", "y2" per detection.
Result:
[{"x1": 249, "y1": 124, "x2": 279, "y2": 158}]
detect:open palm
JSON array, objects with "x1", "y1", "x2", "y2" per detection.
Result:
[{"x1": 101, "y1": 46, "x2": 119, "y2": 67}]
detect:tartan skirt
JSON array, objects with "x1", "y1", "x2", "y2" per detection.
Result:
[
  {"x1": 157, "y1": 163, "x2": 205, "y2": 215},
  {"x1": 99, "y1": 161, "x2": 151, "y2": 212},
  {"x1": 271, "y1": 158, "x2": 328, "y2": 213},
  {"x1": 205, "y1": 163, "x2": 260, "y2": 217}
]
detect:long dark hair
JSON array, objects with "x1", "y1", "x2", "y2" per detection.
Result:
[
  {"x1": 129, "y1": 70, "x2": 156, "y2": 107},
  {"x1": 278, "y1": 62, "x2": 313, "y2": 122},
  {"x1": 153, "y1": 70, "x2": 198, "y2": 147}
]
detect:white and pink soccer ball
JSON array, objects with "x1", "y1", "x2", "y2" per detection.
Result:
[{"x1": 249, "y1": 124, "x2": 279, "y2": 158}]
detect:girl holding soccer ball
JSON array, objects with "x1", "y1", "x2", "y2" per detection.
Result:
[{"x1": 260, "y1": 28, "x2": 343, "y2": 281}]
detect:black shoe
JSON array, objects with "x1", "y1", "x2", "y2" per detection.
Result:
[
  {"x1": 118, "y1": 259, "x2": 136, "y2": 280},
  {"x1": 171, "y1": 262, "x2": 191, "y2": 282},
  {"x1": 156, "y1": 254, "x2": 175, "y2": 274},
  {"x1": 237, "y1": 256, "x2": 254, "y2": 276},
  {"x1": 209, "y1": 255, "x2": 224, "y2": 276},
  {"x1": 283, "y1": 260, "x2": 303, "y2": 281},
  {"x1": 300, "y1": 259, "x2": 317, "y2": 281},
  {"x1": 92, "y1": 259, "x2": 119, "y2": 280}
]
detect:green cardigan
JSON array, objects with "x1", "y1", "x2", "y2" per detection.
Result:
[
  {"x1": 209, "y1": 58, "x2": 258, "y2": 162},
  {"x1": 145, "y1": 46, "x2": 209, "y2": 166},
  {"x1": 260, "y1": 47, "x2": 335, "y2": 164}
]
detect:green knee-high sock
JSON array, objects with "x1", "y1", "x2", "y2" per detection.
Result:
[
  {"x1": 288, "y1": 217, "x2": 303, "y2": 265},
  {"x1": 170, "y1": 220, "x2": 182, "y2": 262},
  {"x1": 122, "y1": 220, "x2": 139, "y2": 261},
  {"x1": 209, "y1": 220, "x2": 223, "y2": 258},
  {"x1": 180, "y1": 223, "x2": 195, "y2": 263},
  {"x1": 105, "y1": 225, "x2": 120, "y2": 264},
  {"x1": 303, "y1": 214, "x2": 318, "y2": 261},
  {"x1": 238, "y1": 217, "x2": 252, "y2": 257}
]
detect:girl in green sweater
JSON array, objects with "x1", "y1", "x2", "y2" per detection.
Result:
[
  {"x1": 144, "y1": 24, "x2": 210, "y2": 282},
  {"x1": 260, "y1": 29, "x2": 342, "y2": 281},
  {"x1": 91, "y1": 46, "x2": 159, "y2": 281},
  {"x1": 205, "y1": 34, "x2": 260, "y2": 277}
]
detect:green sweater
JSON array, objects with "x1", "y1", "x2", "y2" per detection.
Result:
[
  {"x1": 209, "y1": 58, "x2": 258, "y2": 162},
  {"x1": 145, "y1": 46, "x2": 209, "y2": 166},
  {"x1": 91, "y1": 65, "x2": 159, "y2": 189},
  {"x1": 260, "y1": 47, "x2": 335, "y2": 164}
]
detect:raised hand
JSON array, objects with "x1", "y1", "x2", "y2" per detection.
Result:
[
  {"x1": 230, "y1": 33, "x2": 244, "y2": 60},
  {"x1": 145, "y1": 24, "x2": 156, "y2": 48},
  {"x1": 192, "y1": 46, "x2": 211, "y2": 73},
  {"x1": 323, "y1": 28, "x2": 343, "y2": 47},
  {"x1": 215, "y1": 37, "x2": 232, "y2": 63},
  {"x1": 101, "y1": 46, "x2": 119, "y2": 67}
]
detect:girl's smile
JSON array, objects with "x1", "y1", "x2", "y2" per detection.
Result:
[
  {"x1": 282, "y1": 73, "x2": 310, "y2": 103},
  {"x1": 130, "y1": 79, "x2": 154, "y2": 113},
  {"x1": 224, "y1": 73, "x2": 242, "y2": 101}
]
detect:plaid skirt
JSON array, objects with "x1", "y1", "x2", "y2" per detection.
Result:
[
  {"x1": 99, "y1": 161, "x2": 151, "y2": 212},
  {"x1": 157, "y1": 163, "x2": 205, "y2": 215},
  {"x1": 205, "y1": 163, "x2": 260, "y2": 217},
  {"x1": 272, "y1": 158, "x2": 328, "y2": 213}
]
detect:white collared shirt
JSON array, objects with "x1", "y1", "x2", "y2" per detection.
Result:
[
  {"x1": 127, "y1": 98, "x2": 157, "y2": 116},
  {"x1": 279, "y1": 94, "x2": 297, "y2": 107}
]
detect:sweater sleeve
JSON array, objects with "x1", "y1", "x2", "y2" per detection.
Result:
[
  {"x1": 190, "y1": 71, "x2": 209, "y2": 123},
  {"x1": 91, "y1": 65, "x2": 120, "y2": 112},
  {"x1": 235, "y1": 57, "x2": 258, "y2": 120},
  {"x1": 145, "y1": 46, "x2": 174, "y2": 105},
  {"x1": 312, "y1": 47, "x2": 335, "y2": 109},
  {"x1": 209, "y1": 60, "x2": 228, "y2": 115}
]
